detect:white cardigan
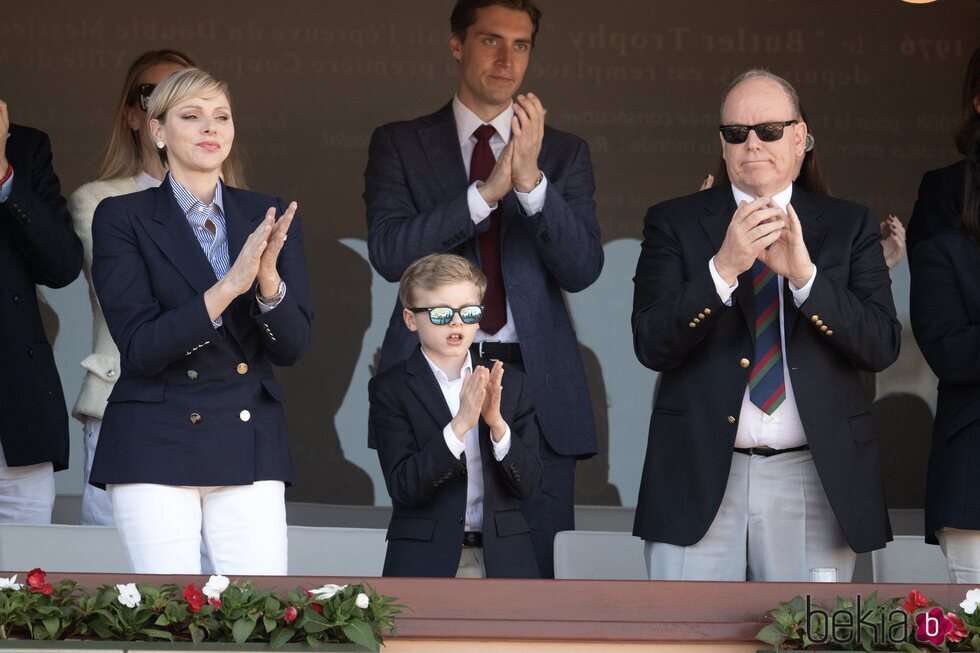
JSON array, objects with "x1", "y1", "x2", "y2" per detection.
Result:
[{"x1": 68, "y1": 177, "x2": 140, "y2": 421}]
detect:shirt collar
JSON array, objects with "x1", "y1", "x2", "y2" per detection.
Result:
[
  {"x1": 168, "y1": 173, "x2": 225, "y2": 216},
  {"x1": 452, "y1": 95, "x2": 514, "y2": 146},
  {"x1": 730, "y1": 183, "x2": 793, "y2": 212},
  {"x1": 421, "y1": 347, "x2": 473, "y2": 384}
]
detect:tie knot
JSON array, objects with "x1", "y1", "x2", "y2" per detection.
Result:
[{"x1": 473, "y1": 124, "x2": 496, "y2": 143}]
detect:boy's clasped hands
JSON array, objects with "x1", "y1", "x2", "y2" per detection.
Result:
[{"x1": 450, "y1": 361, "x2": 507, "y2": 443}]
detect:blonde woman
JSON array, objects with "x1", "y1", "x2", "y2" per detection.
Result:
[{"x1": 90, "y1": 68, "x2": 311, "y2": 574}]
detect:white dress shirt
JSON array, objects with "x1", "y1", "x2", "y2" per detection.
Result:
[
  {"x1": 708, "y1": 184, "x2": 818, "y2": 450},
  {"x1": 453, "y1": 96, "x2": 547, "y2": 344},
  {"x1": 424, "y1": 350, "x2": 512, "y2": 532}
]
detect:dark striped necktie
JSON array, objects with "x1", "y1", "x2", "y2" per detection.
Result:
[{"x1": 748, "y1": 260, "x2": 786, "y2": 415}]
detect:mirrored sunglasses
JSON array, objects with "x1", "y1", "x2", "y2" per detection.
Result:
[
  {"x1": 719, "y1": 120, "x2": 798, "y2": 144},
  {"x1": 410, "y1": 305, "x2": 484, "y2": 325}
]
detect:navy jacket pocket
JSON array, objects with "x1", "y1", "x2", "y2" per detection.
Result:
[
  {"x1": 386, "y1": 516, "x2": 436, "y2": 542},
  {"x1": 493, "y1": 509, "x2": 530, "y2": 538}
]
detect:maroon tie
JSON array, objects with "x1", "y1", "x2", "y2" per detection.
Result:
[{"x1": 469, "y1": 125, "x2": 506, "y2": 335}]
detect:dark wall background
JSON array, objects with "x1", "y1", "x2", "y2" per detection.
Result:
[{"x1": 4, "y1": 0, "x2": 977, "y2": 509}]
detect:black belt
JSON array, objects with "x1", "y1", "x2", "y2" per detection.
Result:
[
  {"x1": 462, "y1": 531, "x2": 483, "y2": 547},
  {"x1": 734, "y1": 444, "x2": 809, "y2": 457},
  {"x1": 472, "y1": 341, "x2": 522, "y2": 363}
]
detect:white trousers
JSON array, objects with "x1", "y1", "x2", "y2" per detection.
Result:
[
  {"x1": 81, "y1": 418, "x2": 115, "y2": 525},
  {"x1": 108, "y1": 481, "x2": 288, "y2": 575},
  {"x1": 0, "y1": 444, "x2": 54, "y2": 524},
  {"x1": 938, "y1": 528, "x2": 980, "y2": 583},
  {"x1": 646, "y1": 449, "x2": 856, "y2": 581}
]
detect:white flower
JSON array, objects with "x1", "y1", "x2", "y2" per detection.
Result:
[
  {"x1": 0, "y1": 575, "x2": 21, "y2": 591},
  {"x1": 202, "y1": 575, "x2": 230, "y2": 600},
  {"x1": 961, "y1": 588, "x2": 980, "y2": 614},
  {"x1": 116, "y1": 583, "x2": 141, "y2": 608},
  {"x1": 355, "y1": 593, "x2": 370, "y2": 609},
  {"x1": 309, "y1": 584, "x2": 347, "y2": 600}
]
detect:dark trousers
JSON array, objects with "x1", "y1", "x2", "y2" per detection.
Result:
[{"x1": 522, "y1": 436, "x2": 576, "y2": 579}]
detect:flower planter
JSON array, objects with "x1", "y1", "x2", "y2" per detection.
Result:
[{"x1": 0, "y1": 641, "x2": 369, "y2": 652}]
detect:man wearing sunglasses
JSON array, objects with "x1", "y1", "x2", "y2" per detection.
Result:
[
  {"x1": 0, "y1": 101, "x2": 83, "y2": 523},
  {"x1": 631, "y1": 69, "x2": 900, "y2": 581},
  {"x1": 364, "y1": 0, "x2": 603, "y2": 579}
]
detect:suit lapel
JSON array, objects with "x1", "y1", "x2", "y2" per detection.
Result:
[
  {"x1": 405, "y1": 348, "x2": 454, "y2": 430},
  {"x1": 417, "y1": 103, "x2": 469, "y2": 200},
  {"x1": 700, "y1": 189, "x2": 755, "y2": 337},
  {"x1": 143, "y1": 177, "x2": 217, "y2": 295},
  {"x1": 784, "y1": 186, "x2": 827, "y2": 341},
  {"x1": 221, "y1": 184, "x2": 251, "y2": 266}
]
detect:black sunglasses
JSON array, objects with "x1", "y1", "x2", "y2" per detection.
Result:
[
  {"x1": 129, "y1": 83, "x2": 156, "y2": 112},
  {"x1": 410, "y1": 305, "x2": 484, "y2": 325},
  {"x1": 719, "y1": 120, "x2": 798, "y2": 144}
]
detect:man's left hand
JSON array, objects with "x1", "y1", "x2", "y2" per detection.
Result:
[
  {"x1": 758, "y1": 201, "x2": 813, "y2": 288},
  {"x1": 510, "y1": 93, "x2": 545, "y2": 192}
]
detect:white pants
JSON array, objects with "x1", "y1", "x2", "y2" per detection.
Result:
[
  {"x1": 938, "y1": 528, "x2": 980, "y2": 583},
  {"x1": 81, "y1": 418, "x2": 114, "y2": 525},
  {"x1": 646, "y1": 450, "x2": 856, "y2": 581},
  {"x1": 108, "y1": 481, "x2": 288, "y2": 575},
  {"x1": 0, "y1": 444, "x2": 54, "y2": 524}
]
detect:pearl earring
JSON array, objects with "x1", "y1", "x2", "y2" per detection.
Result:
[{"x1": 156, "y1": 141, "x2": 165, "y2": 149}]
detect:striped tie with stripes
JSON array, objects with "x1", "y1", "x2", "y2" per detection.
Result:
[{"x1": 748, "y1": 260, "x2": 785, "y2": 415}]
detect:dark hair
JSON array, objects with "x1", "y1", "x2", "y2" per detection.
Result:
[
  {"x1": 450, "y1": 0, "x2": 542, "y2": 45},
  {"x1": 713, "y1": 107, "x2": 830, "y2": 195},
  {"x1": 962, "y1": 123, "x2": 980, "y2": 247},
  {"x1": 954, "y1": 46, "x2": 980, "y2": 156}
]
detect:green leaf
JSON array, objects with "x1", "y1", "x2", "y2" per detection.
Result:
[
  {"x1": 233, "y1": 617, "x2": 257, "y2": 644},
  {"x1": 139, "y1": 628, "x2": 174, "y2": 641},
  {"x1": 342, "y1": 619, "x2": 378, "y2": 651},
  {"x1": 306, "y1": 633, "x2": 319, "y2": 648},
  {"x1": 756, "y1": 623, "x2": 788, "y2": 646},
  {"x1": 41, "y1": 617, "x2": 60, "y2": 639},
  {"x1": 189, "y1": 622, "x2": 204, "y2": 644},
  {"x1": 263, "y1": 616, "x2": 277, "y2": 633},
  {"x1": 154, "y1": 613, "x2": 171, "y2": 626},
  {"x1": 270, "y1": 626, "x2": 295, "y2": 649},
  {"x1": 265, "y1": 596, "x2": 280, "y2": 613}
]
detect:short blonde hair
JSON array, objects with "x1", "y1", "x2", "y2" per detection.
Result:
[
  {"x1": 147, "y1": 67, "x2": 246, "y2": 187},
  {"x1": 399, "y1": 254, "x2": 486, "y2": 308}
]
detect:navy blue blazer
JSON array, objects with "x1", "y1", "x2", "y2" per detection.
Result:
[
  {"x1": 89, "y1": 177, "x2": 312, "y2": 487},
  {"x1": 369, "y1": 347, "x2": 542, "y2": 578},
  {"x1": 364, "y1": 102, "x2": 602, "y2": 457},
  {"x1": 632, "y1": 185, "x2": 900, "y2": 553},
  {"x1": 907, "y1": 160, "x2": 966, "y2": 258},
  {"x1": 910, "y1": 230, "x2": 980, "y2": 543},
  {"x1": 0, "y1": 124, "x2": 82, "y2": 469}
]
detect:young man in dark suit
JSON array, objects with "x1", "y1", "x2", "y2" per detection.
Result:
[
  {"x1": 370, "y1": 253, "x2": 542, "y2": 578},
  {"x1": 364, "y1": 0, "x2": 603, "y2": 578},
  {"x1": 0, "y1": 101, "x2": 83, "y2": 522},
  {"x1": 632, "y1": 70, "x2": 901, "y2": 581}
]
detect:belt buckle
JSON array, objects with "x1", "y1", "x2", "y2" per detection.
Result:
[{"x1": 479, "y1": 340, "x2": 501, "y2": 361}]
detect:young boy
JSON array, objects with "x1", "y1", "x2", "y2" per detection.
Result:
[{"x1": 369, "y1": 253, "x2": 542, "y2": 578}]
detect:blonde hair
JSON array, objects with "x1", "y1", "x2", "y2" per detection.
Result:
[
  {"x1": 97, "y1": 50, "x2": 195, "y2": 181},
  {"x1": 399, "y1": 254, "x2": 487, "y2": 307},
  {"x1": 148, "y1": 67, "x2": 246, "y2": 188}
]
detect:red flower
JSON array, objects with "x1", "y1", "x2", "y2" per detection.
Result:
[
  {"x1": 183, "y1": 583, "x2": 206, "y2": 613},
  {"x1": 915, "y1": 607, "x2": 953, "y2": 646},
  {"x1": 208, "y1": 597, "x2": 221, "y2": 610},
  {"x1": 310, "y1": 603, "x2": 323, "y2": 614},
  {"x1": 947, "y1": 612, "x2": 968, "y2": 643},
  {"x1": 283, "y1": 606, "x2": 298, "y2": 624},
  {"x1": 25, "y1": 568, "x2": 52, "y2": 595},
  {"x1": 903, "y1": 590, "x2": 929, "y2": 613}
]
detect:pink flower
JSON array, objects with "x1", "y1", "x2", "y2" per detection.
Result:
[
  {"x1": 309, "y1": 603, "x2": 323, "y2": 614},
  {"x1": 903, "y1": 590, "x2": 929, "y2": 613},
  {"x1": 283, "y1": 606, "x2": 298, "y2": 624},
  {"x1": 947, "y1": 612, "x2": 968, "y2": 643},
  {"x1": 183, "y1": 583, "x2": 206, "y2": 613},
  {"x1": 208, "y1": 597, "x2": 221, "y2": 610},
  {"x1": 915, "y1": 607, "x2": 953, "y2": 646},
  {"x1": 25, "y1": 568, "x2": 52, "y2": 595}
]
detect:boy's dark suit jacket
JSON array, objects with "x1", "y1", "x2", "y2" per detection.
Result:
[
  {"x1": 910, "y1": 230, "x2": 980, "y2": 544},
  {"x1": 0, "y1": 124, "x2": 82, "y2": 469},
  {"x1": 89, "y1": 177, "x2": 312, "y2": 487},
  {"x1": 369, "y1": 346, "x2": 542, "y2": 578}
]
